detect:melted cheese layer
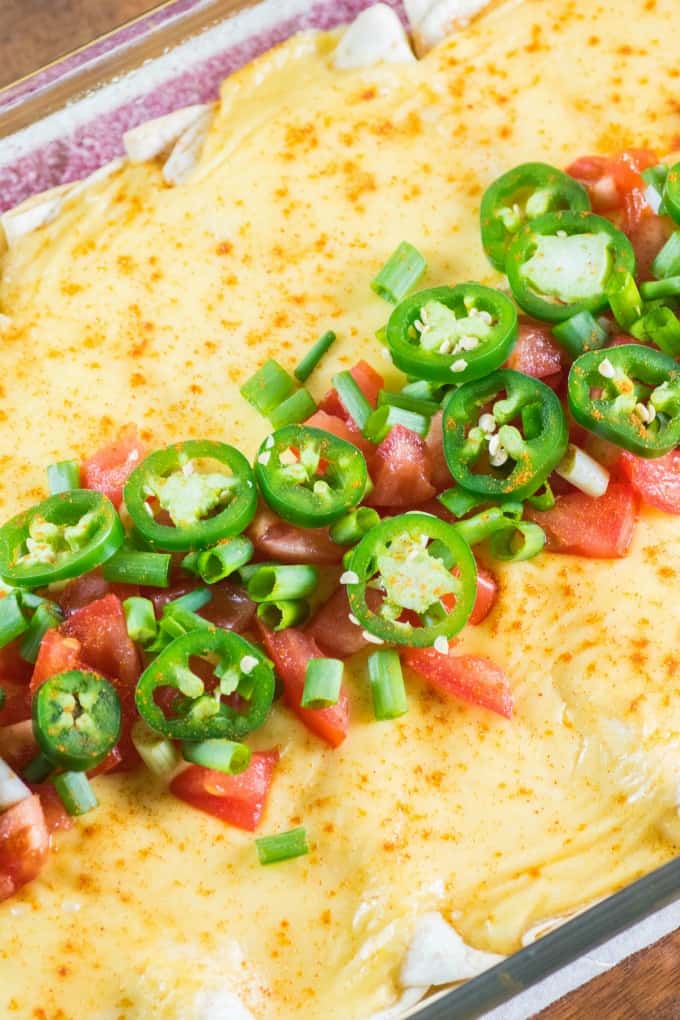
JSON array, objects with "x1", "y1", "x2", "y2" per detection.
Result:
[{"x1": 1, "y1": 1, "x2": 680, "y2": 1017}]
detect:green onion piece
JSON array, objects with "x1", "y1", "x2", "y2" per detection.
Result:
[
  {"x1": 331, "y1": 371, "x2": 372, "y2": 431},
  {"x1": 18, "y1": 592, "x2": 45, "y2": 611},
  {"x1": 240, "y1": 359, "x2": 296, "y2": 416},
  {"x1": 371, "y1": 241, "x2": 427, "y2": 304},
  {"x1": 552, "y1": 310, "x2": 608, "y2": 358},
  {"x1": 401, "y1": 379, "x2": 444, "y2": 403},
  {"x1": 47, "y1": 459, "x2": 80, "y2": 495},
  {"x1": 183, "y1": 536, "x2": 253, "y2": 584},
  {"x1": 238, "y1": 563, "x2": 260, "y2": 586},
  {"x1": 182, "y1": 738, "x2": 251, "y2": 775},
  {"x1": 301, "y1": 657, "x2": 343, "y2": 708},
  {"x1": 652, "y1": 230, "x2": 680, "y2": 279},
  {"x1": 247, "y1": 564, "x2": 318, "y2": 603},
  {"x1": 640, "y1": 276, "x2": 680, "y2": 300},
  {"x1": 21, "y1": 752, "x2": 53, "y2": 784},
  {"x1": 269, "y1": 388, "x2": 317, "y2": 429},
  {"x1": 368, "y1": 650, "x2": 408, "y2": 721},
  {"x1": 294, "y1": 330, "x2": 337, "y2": 383},
  {"x1": 103, "y1": 550, "x2": 171, "y2": 588},
  {"x1": 123, "y1": 596, "x2": 158, "y2": 645},
  {"x1": 0, "y1": 593, "x2": 29, "y2": 649},
  {"x1": 630, "y1": 305, "x2": 680, "y2": 356},
  {"x1": 378, "y1": 390, "x2": 440, "y2": 417},
  {"x1": 527, "y1": 482, "x2": 556, "y2": 511},
  {"x1": 53, "y1": 772, "x2": 98, "y2": 816},
  {"x1": 256, "y1": 826, "x2": 309, "y2": 866},
  {"x1": 19, "y1": 601, "x2": 63, "y2": 663},
  {"x1": 0, "y1": 688, "x2": 4, "y2": 711},
  {"x1": 642, "y1": 163, "x2": 668, "y2": 215},
  {"x1": 256, "y1": 599, "x2": 310, "y2": 632},
  {"x1": 329, "y1": 507, "x2": 380, "y2": 546},
  {"x1": 438, "y1": 488, "x2": 486, "y2": 519},
  {"x1": 131, "y1": 719, "x2": 181, "y2": 778},
  {"x1": 169, "y1": 588, "x2": 212, "y2": 613},
  {"x1": 606, "y1": 271, "x2": 643, "y2": 329},
  {"x1": 489, "y1": 521, "x2": 546, "y2": 562},
  {"x1": 452, "y1": 507, "x2": 517, "y2": 546},
  {"x1": 364, "y1": 405, "x2": 430, "y2": 443}
]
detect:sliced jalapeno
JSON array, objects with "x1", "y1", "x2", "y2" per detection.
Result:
[
  {"x1": 33, "y1": 670, "x2": 121, "y2": 771},
  {"x1": 124, "y1": 440, "x2": 257, "y2": 551},
  {"x1": 385, "y1": 284, "x2": 517, "y2": 384},
  {"x1": 442, "y1": 369, "x2": 568, "y2": 500}
]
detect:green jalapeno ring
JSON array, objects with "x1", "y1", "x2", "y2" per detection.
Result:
[
  {"x1": 506, "y1": 211, "x2": 636, "y2": 323},
  {"x1": 124, "y1": 440, "x2": 257, "y2": 552},
  {"x1": 568, "y1": 343, "x2": 680, "y2": 458},
  {"x1": 0, "y1": 490, "x2": 124, "y2": 588},
  {"x1": 33, "y1": 669, "x2": 121, "y2": 771},
  {"x1": 345, "y1": 512, "x2": 477, "y2": 648},
  {"x1": 385, "y1": 283, "x2": 518, "y2": 385},
  {"x1": 255, "y1": 425, "x2": 368, "y2": 528},
  {"x1": 135, "y1": 626, "x2": 275, "y2": 741},
  {"x1": 480, "y1": 162, "x2": 591, "y2": 272},
  {"x1": 441, "y1": 369, "x2": 569, "y2": 500}
]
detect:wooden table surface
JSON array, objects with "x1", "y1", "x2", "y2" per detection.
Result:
[{"x1": 1, "y1": 1, "x2": 678, "y2": 1017}]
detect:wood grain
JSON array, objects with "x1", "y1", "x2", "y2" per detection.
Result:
[{"x1": 1, "y1": 2, "x2": 678, "y2": 1017}]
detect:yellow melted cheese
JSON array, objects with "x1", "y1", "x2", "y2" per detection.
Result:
[{"x1": 1, "y1": 0, "x2": 680, "y2": 1016}]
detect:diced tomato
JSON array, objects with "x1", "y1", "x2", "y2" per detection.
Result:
[
  {"x1": 0, "y1": 720, "x2": 37, "y2": 770},
  {"x1": 62, "y1": 594, "x2": 141, "y2": 697},
  {"x1": 367, "y1": 425, "x2": 436, "y2": 507},
  {"x1": 626, "y1": 212, "x2": 672, "y2": 281},
  {"x1": 507, "y1": 317, "x2": 563, "y2": 380},
  {"x1": 258, "y1": 625, "x2": 350, "y2": 747},
  {"x1": 88, "y1": 746, "x2": 123, "y2": 778},
  {"x1": 567, "y1": 149, "x2": 658, "y2": 234},
  {"x1": 424, "y1": 411, "x2": 452, "y2": 492},
  {"x1": 619, "y1": 449, "x2": 680, "y2": 515},
  {"x1": 81, "y1": 424, "x2": 145, "y2": 509},
  {"x1": 304, "y1": 408, "x2": 376, "y2": 466},
  {"x1": 33, "y1": 784, "x2": 73, "y2": 836},
  {"x1": 306, "y1": 586, "x2": 382, "y2": 657},
  {"x1": 319, "y1": 360, "x2": 384, "y2": 420},
  {"x1": 170, "y1": 751, "x2": 279, "y2": 831},
  {"x1": 248, "y1": 506, "x2": 343, "y2": 565},
  {"x1": 200, "y1": 581, "x2": 257, "y2": 633},
  {"x1": 0, "y1": 686, "x2": 31, "y2": 728},
  {"x1": 56, "y1": 570, "x2": 140, "y2": 616},
  {"x1": 525, "y1": 482, "x2": 638, "y2": 557},
  {"x1": 0, "y1": 794, "x2": 49, "y2": 902},
  {"x1": 0, "y1": 639, "x2": 32, "y2": 687},
  {"x1": 403, "y1": 647, "x2": 513, "y2": 718},
  {"x1": 469, "y1": 566, "x2": 498, "y2": 625},
  {"x1": 30, "y1": 630, "x2": 83, "y2": 696}
]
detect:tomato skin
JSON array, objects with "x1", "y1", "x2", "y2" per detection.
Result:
[
  {"x1": 403, "y1": 648, "x2": 513, "y2": 718},
  {"x1": 170, "y1": 751, "x2": 279, "y2": 831},
  {"x1": 258, "y1": 625, "x2": 350, "y2": 747},
  {"x1": 32, "y1": 784, "x2": 73, "y2": 836},
  {"x1": 0, "y1": 794, "x2": 49, "y2": 902},
  {"x1": 30, "y1": 630, "x2": 83, "y2": 696},
  {"x1": 304, "y1": 409, "x2": 376, "y2": 466},
  {"x1": 424, "y1": 411, "x2": 452, "y2": 492},
  {"x1": 319, "y1": 360, "x2": 384, "y2": 420},
  {"x1": 469, "y1": 567, "x2": 498, "y2": 625},
  {"x1": 248, "y1": 506, "x2": 342, "y2": 565},
  {"x1": 526, "y1": 482, "x2": 638, "y2": 557},
  {"x1": 81, "y1": 424, "x2": 145, "y2": 509},
  {"x1": 0, "y1": 639, "x2": 32, "y2": 687},
  {"x1": 62, "y1": 594, "x2": 141, "y2": 697},
  {"x1": 507, "y1": 317, "x2": 563, "y2": 380},
  {"x1": 367, "y1": 425, "x2": 436, "y2": 507},
  {"x1": 306, "y1": 586, "x2": 382, "y2": 657},
  {"x1": 619, "y1": 450, "x2": 680, "y2": 514}
]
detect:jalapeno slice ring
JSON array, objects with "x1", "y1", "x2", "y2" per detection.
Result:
[
  {"x1": 124, "y1": 440, "x2": 257, "y2": 551},
  {"x1": 135, "y1": 627, "x2": 275, "y2": 741},
  {"x1": 568, "y1": 343, "x2": 680, "y2": 458},
  {"x1": 0, "y1": 490, "x2": 124, "y2": 588},
  {"x1": 33, "y1": 669, "x2": 121, "y2": 771},
  {"x1": 255, "y1": 425, "x2": 368, "y2": 528},
  {"x1": 385, "y1": 284, "x2": 518, "y2": 385},
  {"x1": 345, "y1": 512, "x2": 477, "y2": 647},
  {"x1": 506, "y1": 211, "x2": 636, "y2": 323},
  {"x1": 442, "y1": 368, "x2": 568, "y2": 500},
  {"x1": 480, "y1": 162, "x2": 591, "y2": 272}
]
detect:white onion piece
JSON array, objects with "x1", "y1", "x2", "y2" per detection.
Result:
[
  {"x1": 0, "y1": 756, "x2": 31, "y2": 812},
  {"x1": 555, "y1": 444, "x2": 610, "y2": 498}
]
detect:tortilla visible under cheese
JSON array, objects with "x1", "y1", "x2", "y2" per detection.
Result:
[{"x1": 0, "y1": 1, "x2": 679, "y2": 1017}]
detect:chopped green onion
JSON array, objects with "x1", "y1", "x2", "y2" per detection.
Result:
[
  {"x1": 452, "y1": 507, "x2": 519, "y2": 546},
  {"x1": 238, "y1": 563, "x2": 260, "y2": 586},
  {"x1": 640, "y1": 276, "x2": 680, "y2": 300},
  {"x1": 0, "y1": 593, "x2": 29, "y2": 649},
  {"x1": 123, "y1": 596, "x2": 158, "y2": 645},
  {"x1": 526, "y1": 481, "x2": 556, "y2": 511},
  {"x1": 331, "y1": 371, "x2": 372, "y2": 431},
  {"x1": 146, "y1": 602, "x2": 211, "y2": 653},
  {"x1": 555, "y1": 444, "x2": 610, "y2": 498},
  {"x1": 606, "y1": 271, "x2": 642, "y2": 329},
  {"x1": 363, "y1": 405, "x2": 429, "y2": 443},
  {"x1": 552, "y1": 310, "x2": 608, "y2": 358},
  {"x1": 630, "y1": 305, "x2": 680, "y2": 356},
  {"x1": 18, "y1": 592, "x2": 46, "y2": 611},
  {"x1": 652, "y1": 230, "x2": 680, "y2": 279},
  {"x1": 641, "y1": 163, "x2": 667, "y2": 215},
  {"x1": 247, "y1": 564, "x2": 318, "y2": 603},
  {"x1": 53, "y1": 772, "x2": 98, "y2": 816},
  {"x1": 489, "y1": 521, "x2": 546, "y2": 562},
  {"x1": 103, "y1": 550, "x2": 171, "y2": 588},
  {"x1": 131, "y1": 719, "x2": 181, "y2": 778},
  {"x1": 256, "y1": 826, "x2": 309, "y2": 865},
  {"x1": 269, "y1": 388, "x2": 317, "y2": 429},
  {"x1": 378, "y1": 390, "x2": 440, "y2": 417},
  {"x1": 294, "y1": 330, "x2": 337, "y2": 383},
  {"x1": 301, "y1": 657, "x2": 343, "y2": 708},
  {"x1": 21, "y1": 753, "x2": 53, "y2": 784},
  {"x1": 367, "y1": 650, "x2": 408, "y2": 721},
  {"x1": 371, "y1": 241, "x2": 427, "y2": 304},
  {"x1": 0, "y1": 688, "x2": 4, "y2": 711},
  {"x1": 401, "y1": 379, "x2": 444, "y2": 403},
  {"x1": 47, "y1": 459, "x2": 80, "y2": 495},
  {"x1": 19, "y1": 600, "x2": 63, "y2": 663},
  {"x1": 240, "y1": 359, "x2": 296, "y2": 416},
  {"x1": 329, "y1": 507, "x2": 380, "y2": 546},
  {"x1": 169, "y1": 588, "x2": 212, "y2": 613},
  {"x1": 438, "y1": 488, "x2": 487, "y2": 519},
  {"x1": 182, "y1": 738, "x2": 251, "y2": 775},
  {"x1": 183, "y1": 536, "x2": 253, "y2": 584},
  {"x1": 256, "y1": 599, "x2": 310, "y2": 632}
]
